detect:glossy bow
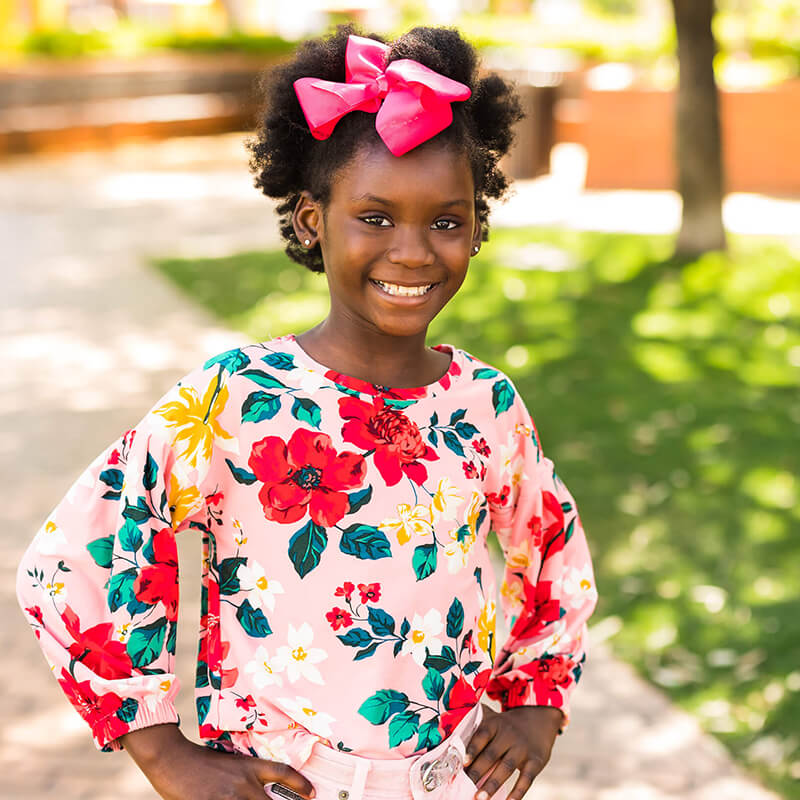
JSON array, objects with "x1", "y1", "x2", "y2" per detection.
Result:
[{"x1": 293, "y1": 35, "x2": 471, "y2": 157}]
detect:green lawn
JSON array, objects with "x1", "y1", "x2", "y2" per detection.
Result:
[{"x1": 154, "y1": 228, "x2": 800, "y2": 797}]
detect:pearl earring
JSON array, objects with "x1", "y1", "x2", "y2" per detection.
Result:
[
  {"x1": 304, "y1": 239, "x2": 311, "y2": 246},
  {"x1": 472, "y1": 245, "x2": 479, "y2": 254}
]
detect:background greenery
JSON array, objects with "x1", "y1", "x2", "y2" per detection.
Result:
[{"x1": 153, "y1": 228, "x2": 800, "y2": 797}]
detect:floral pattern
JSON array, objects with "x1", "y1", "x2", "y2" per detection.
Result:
[{"x1": 16, "y1": 334, "x2": 597, "y2": 768}]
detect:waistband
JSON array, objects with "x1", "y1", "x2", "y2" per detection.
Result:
[{"x1": 296, "y1": 703, "x2": 483, "y2": 799}]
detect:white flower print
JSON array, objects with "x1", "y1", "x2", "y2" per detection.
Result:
[
  {"x1": 237, "y1": 560, "x2": 285, "y2": 612},
  {"x1": 400, "y1": 609, "x2": 444, "y2": 666},
  {"x1": 431, "y1": 477, "x2": 464, "y2": 522},
  {"x1": 562, "y1": 563, "x2": 597, "y2": 609},
  {"x1": 272, "y1": 622, "x2": 327, "y2": 684},
  {"x1": 378, "y1": 503, "x2": 433, "y2": 546},
  {"x1": 499, "y1": 431, "x2": 525, "y2": 491},
  {"x1": 443, "y1": 491, "x2": 482, "y2": 574},
  {"x1": 35, "y1": 520, "x2": 68, "y2": 556},
  {"x1": 244, "y1": 645, "x2": 284, "y2": 689},
  {"x1": 276, "y1": 695, "x2": 336, "y2": 738},
  {"x1": 297, "y1": 367, "x2": 329, "y2": 394}
]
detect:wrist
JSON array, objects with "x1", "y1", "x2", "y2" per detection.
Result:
[{"x1": 119, "y1": 723, "x2": 191, "y2": 771}]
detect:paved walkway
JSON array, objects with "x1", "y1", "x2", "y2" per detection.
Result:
[{"x1": 1, "y1": 135, "x2": 791, "y2": 800}]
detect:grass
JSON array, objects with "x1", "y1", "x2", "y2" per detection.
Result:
[{"x1": 153, "y1": 228, "x2": 800, "y2": 797}]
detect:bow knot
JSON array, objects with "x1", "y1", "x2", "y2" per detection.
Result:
[{"x1": 294, "y1": 35, "x2": 471, "y2": 156}]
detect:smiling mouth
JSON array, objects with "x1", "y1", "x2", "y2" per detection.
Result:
[{"x1": 371, "y1": 280, "x2": 437, "y2": 297}]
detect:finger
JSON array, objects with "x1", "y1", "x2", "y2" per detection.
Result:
[
  {"x1": 506, "y1": 758, "x2": 544, "y2": 800},
  {"x1": 253, "y1": 760, "x2": 316, "y2": 798},
  {"x1": 465, "y1": 741, "x2": 509, "y2": 790},
  {"x1": 470, "y1": 750, "x2": 520, "y2": 800},
  {"x1": 464, "y1": 718, "x2": 500, "y2": 766}
]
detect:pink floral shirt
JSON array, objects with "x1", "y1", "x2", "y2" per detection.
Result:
[{"x1": 17, "y1": 334, "x2": 597, "y2": 768}]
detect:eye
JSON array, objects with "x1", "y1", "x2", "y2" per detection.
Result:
[
  {"x1": 432, "y1": 219, "x2": 459, "y2": 231},
  {"x1": 361, "y1": 215, "x2": 392, "y2": 227}
]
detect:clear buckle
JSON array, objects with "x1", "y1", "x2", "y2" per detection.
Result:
[{"x1": 420, "y1": 745, "x2": 462, "y2": 792}]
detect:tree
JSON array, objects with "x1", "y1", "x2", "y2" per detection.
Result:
[{"x1": 671, "y1": 0, "x2": 727, "y2": 256}]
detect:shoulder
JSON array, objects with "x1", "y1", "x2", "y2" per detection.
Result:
[{"x1": 449, "y1": 347, "x2": 526, "y2": 418}]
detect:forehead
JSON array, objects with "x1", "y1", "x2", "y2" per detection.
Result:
[{"x1": 330, "y1": 141, "x2": 475, "y2": 205}]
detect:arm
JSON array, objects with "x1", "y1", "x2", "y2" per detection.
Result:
[{"x1": 465, "y1": 392, "x2": 598, "y2": 799}]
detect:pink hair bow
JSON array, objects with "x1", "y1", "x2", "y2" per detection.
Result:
[{"x1": 293, "y1": 35, "x2": 471, "y2": 157}]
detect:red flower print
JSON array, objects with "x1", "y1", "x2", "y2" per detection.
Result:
[
  {"x1": 326, "y1": 607, "x2": 353, "y2": 630},
  {"x1": 357, "y1": 582, "x2": 381, "y2": 604},
  {"x1": 338, "y1": 396, "x2": 437, "y2": 486},
  {"x1": 248, "y1": 428, "x2": 366, "y2": 527},
  {"x1": 486, "y1": 484, "x2": 510, "y2": 506},
  {"x1": 57, "y1": 668, "x2": 128, "y2": 743},
  {"x1": 480, "y1": 464, "x2": 487, "y2": 481},
  {"x1": 324, "y1": 370, "x2": 428, "y2": 400},
  {"x1": 525, "y1": 654, "x2": 573, "y2": 706},
  {"x1": 61, "y1": 606, "x2": 133, "y2": 680},
  {"x1": 133, "y1": 528, "x2": 179, "y2": 622},
  {"x1": 437, "y1": 357, "x2": 461, "y2": 391},
  {"x1": 206, "y1": 492, "x2": 224, "y2": 506},
  {"x1": 25, "y1": 605, "x2": 44, "y2": 625},
  {"x1": 440, "y1": 675, "x2": 478, "y2": 736},
  {"x1": 462, "y1": 461, "x2": 479, "y2": 480},
  {"x1": 509, "y1": 578, "x2": 563, "y2": 642},
  {"x1": 473, "y1": 437, "x2": 490, "y2": 457},
  {"x1": 236, "y1": 694, "x2": 257, "y2": 710},
  {"x1": 108, "y1": 448, "x2": 121, "y2": 465},
  {"x1": 335, "y1": 581, "x2": 355, "y2": 601}
]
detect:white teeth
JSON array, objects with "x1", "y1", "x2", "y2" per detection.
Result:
[{"x1": 375, "y1": 281, "x2": 434, "y2": 297}]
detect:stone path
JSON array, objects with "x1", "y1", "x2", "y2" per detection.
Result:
[{"x1": 1, "y1": 134, "x2": 790, "y2": 800}]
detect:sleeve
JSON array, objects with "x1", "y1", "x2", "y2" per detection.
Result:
[
  {"x1": 483, "y1": 388, "x2": 598, "y2": 733},
  {"x1": 15, "y1": 374, "x2": 217, "y2": 751}
]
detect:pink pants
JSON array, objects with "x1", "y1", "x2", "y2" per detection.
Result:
[{"x1": 265, "y1": 705, "x2": 514, "y2": 800}]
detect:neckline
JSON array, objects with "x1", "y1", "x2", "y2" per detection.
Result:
[{"x1": 279, "y1": 333, "x2": 462, "y2": 399}]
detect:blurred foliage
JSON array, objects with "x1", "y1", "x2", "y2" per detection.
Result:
[
  {"x1": 14, "y1": 24, "x2": 297, "y2": 59},
  {"x1": 154, "y1": 229, "x2": 800, "y2": 796}
]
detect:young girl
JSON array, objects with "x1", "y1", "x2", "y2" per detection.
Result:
[{"x1": 17, "y1": 24, "x2": 597, "y2": 800}]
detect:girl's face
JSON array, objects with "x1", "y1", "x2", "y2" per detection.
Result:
[{"x1": 293, "y1": 140, "x2": 481, "y2": 342}]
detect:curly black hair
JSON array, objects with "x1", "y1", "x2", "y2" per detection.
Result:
[{"x1": 247, "y1": 24, "x2": 524, "y2": 273}]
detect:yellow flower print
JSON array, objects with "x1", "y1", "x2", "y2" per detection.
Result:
[
  {"x1": 500, "y1": 577, "x2": 524, "y2": 614},
  {"x1": 378, "y1": 503, "x2": 433, "y2": 546},
  {"x1": 154, "y1": 374, "x2": 233, "y2": 469},
  {"x1": 443, "y1": 491, "x2": 482, "y2": 573},
  {"x1": 505, "y1": 539, "x2": 532, "y2": 570},
  {"x1": 168, "y1": 471, "x2": 202, "y2": 529},
  {"x1": 477, "y1": 599, "x2": 496, "y2": 661},
  {"x1": 431, "y1": 477, "x2": 463, "y2": 521}
]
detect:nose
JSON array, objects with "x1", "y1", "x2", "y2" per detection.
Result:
[{"x1": 385, "y1": 224, "x2": 435, "y2": 268}]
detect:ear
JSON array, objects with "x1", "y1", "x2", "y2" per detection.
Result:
[{"x1": 292, "y1": 190, "x2": 322, "y2": 248}]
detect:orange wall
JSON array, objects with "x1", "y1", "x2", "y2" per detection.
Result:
[{"x1": 556, "y1": 80, "x2": 800, "y2": 194}]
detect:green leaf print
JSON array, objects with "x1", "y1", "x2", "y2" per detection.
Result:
[
  {"x1": 423, "y1": 646, "x2": 457, "y2": 673},
  {"x1": 261, "y1": 352, "x2": 295, "y2": 370},
  {"x1": 454, "y1": 421, "x2": 479, "y2": 439},
  {"x1": 116, "y1": 697, "x2": 139, "y2": 723},
  {"x1": 242, "y1": 391, "x2": 281, "y2": 423},
  {"x1": 422, "y1": 668, "x2": 445, "y2": 701},
  {"x1": 236, "y1": 599, "x2": 273, "y2": 638},
  {"x1": 166, "y1": 620, "x2": 177, "y2": 655},
  {"x1": 143, "y1": 452, "x2": 158, "y2": 491},
  {"x1": 339, "y1": 524, "x2": 391, "y2": 560},
  {"x1": 217, "y1": 556, "x2": 247, "y2": 595},
  {"x1": 337, "y1": 628, "x2": 372, "y2": 647},
  {"x1": 240, "y1": 369, "x2": 287, "y2": 390},
  {"x1": 99, "y1": 468, "x2": 124, "y2": 492},
  {"x1": 118, "y1": 518, "x2": 143, "y2": 553},
  {"x1": 446, "y1": 598, "x2": 464, "y2": 639},
  {"x1": 367, "y1": 607, "x2": 395, "y2": 636},
  {"x1": 123, "y1": 497, "x2": 151, "y2": 524},
  {"x1": 449, "y1": 409, "x2": 466, "y2": 425},
  {"x1": 107, "y1": 568, "x2": 137, "y2": 612},
  {"x1": 196, "y1": 695, "x2": 211, "y2": 723},
  {"x1": 87, "y1": 535, "x2": 114, "y2": 569},
  {"x1": 565, "y1": 518, "x2": 575, "y2": 543},
  {"x1": 346, "y1": 486, "x2": 373, "y2": 514},
  {"x1": 288, "y1": 520, "x2": 328, "y2": 578},
  {"x1": 204, "y1": 347, "x2": 250, "y2": 374},
  {"x1": 472, "y1": 367, "x2": 498, "y2": 380},
  {"x1": 412, "y1": 543, "x2": 437, "y2": 581},
  {"x1": 127, "y1": 617, "x2": 167, "y2": 668},
  {"x1": 291, "y1": 396, "x2": 322, "y2": 428},
  {"x1": 442, "y1": 430, "x2": 465, "y2": 457},
  {"x1": 225, "y1": 458, "x2": 257, "y2": 485},
  {"x1": 388, "y1": 711, "x2": 420, "y2": 747},
  {"x1": 416, "y1": 719, "x2": 443, "y2": 751},
  {"x1": 491, "y1": 379, "x2": 515, "y2": 416},
  {"x1": 354, "y1": 642, "x2": 380, "y2": 661},
  {"x1": 359, "y1": 690, "x2": 409, "y2": 724}
]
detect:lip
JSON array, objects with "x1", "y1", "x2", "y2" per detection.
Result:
[{"x1": 369, "y1": 278, "x2": 440, "y2": 303}]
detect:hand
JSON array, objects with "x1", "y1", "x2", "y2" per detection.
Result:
[
  {"x1": 119, "y1": 723, "x2": 316, "y2": 800},
  {"x1": 463, "y1": 705, "x2": 563, "y2": 800}
]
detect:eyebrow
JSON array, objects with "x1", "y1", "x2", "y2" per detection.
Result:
[{"x1": 352, "y1": 193, "x2": 471, "y2": 209}]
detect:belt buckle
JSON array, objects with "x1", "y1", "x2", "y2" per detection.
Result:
[{"x1": 420, "y1": 745, "x2": 462, "y2": 792}]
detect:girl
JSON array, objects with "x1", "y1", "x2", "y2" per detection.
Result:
[{"x1": 17, "y1": 24, "x2": 597, "y2": 800}]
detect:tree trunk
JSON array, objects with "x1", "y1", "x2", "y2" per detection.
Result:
[{"x1": 671, "y1": 0, "x2": 727, "y2": 256}]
